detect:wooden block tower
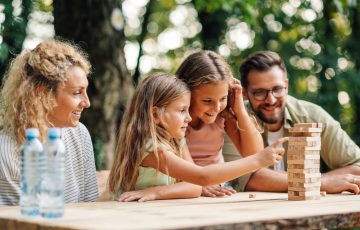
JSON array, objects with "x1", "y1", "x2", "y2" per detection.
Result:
[{"x1": 287, "y1": 123, "x2": 322, "y2": 201}]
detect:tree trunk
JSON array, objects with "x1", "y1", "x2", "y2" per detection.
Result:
[
  {"x1": 316, "y1": 2, "x2": 341, "y2": 120},
  {"x1": 196, "y1": 9, "x2": 228, "y2": 50},
  {"x1": 53, "y1": 0, "x2": 133, "y2": 169}
]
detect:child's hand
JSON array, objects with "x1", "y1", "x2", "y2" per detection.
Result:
[
  {"x1": 201, "y1": 185, "x2": 236, "y2": 197},
  {"x1": 229, "y1": 81, "x2": 246, "y2": 118},
  {"x1": 255, "y1": 137, "x2": 288, "y2": 167},
  {"x1": 117, "y1": 188, "x2": 159, "y2": 202}
]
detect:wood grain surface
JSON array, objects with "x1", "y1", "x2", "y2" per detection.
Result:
[{"x1": 0, "y1": 192, "x2": 359, "y2": 230}]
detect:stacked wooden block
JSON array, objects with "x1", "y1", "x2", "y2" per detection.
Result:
[{"x1": 288, "y1": 123, "x2": 322, "y2": 201}]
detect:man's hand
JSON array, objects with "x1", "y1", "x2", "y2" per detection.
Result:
[
  {"x1": 201, "y1": 185, "x2": 236, "y2": 197},
  {"x1": 321, "y1": 173, "x2": 360, "y2": 194}
]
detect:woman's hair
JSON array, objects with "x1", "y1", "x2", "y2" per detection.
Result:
[
  {"x1": 108, "y1": 72, "x2": 190, "y2": 194},
  {"x1": 175, "y1": 50, "x2": 233, "y2": 90},
  {"x1": 0, "y1": 39, "x2": 91, "y2": 143}
]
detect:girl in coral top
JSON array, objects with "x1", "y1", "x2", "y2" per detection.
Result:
[{"x1": 176, "y1": 50, "x2": 264, "y2": 197}]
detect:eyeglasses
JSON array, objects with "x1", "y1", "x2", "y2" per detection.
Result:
[{"x1": 251, "y1": 86, "x2": 287, "y2": 101}]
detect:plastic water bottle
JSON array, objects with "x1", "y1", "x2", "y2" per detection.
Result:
[
  {"x1": 39, "y1": 128, "x2": 65, "y2": 218},
  {"x1": 20, "y1": 128, "x2": 43, "y2": 216}
]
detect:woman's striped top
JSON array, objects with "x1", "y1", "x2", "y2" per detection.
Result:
[{"x1": 0, "y1": 123, "x2": 99, "y2": 206}]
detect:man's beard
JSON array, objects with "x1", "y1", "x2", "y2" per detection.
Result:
[{"x1": 250, "y1": 102, "x2": 285, "y2": 124}]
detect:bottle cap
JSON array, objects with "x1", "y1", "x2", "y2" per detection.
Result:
[
  {"x1": 47, "y1": 128, "x2": 61, "y2": 140},
  {"x1": 25, "y1": 128, "x2": 39, "y2": 139}
]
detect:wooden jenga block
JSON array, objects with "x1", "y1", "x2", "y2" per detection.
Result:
[
  {"x1": 288, "y1": 145, "x2": 321, "y2": 151},
  {"x1": 288, "y1": 140, "x2": 321, "y2": 147},
  {"x1": 288, "y1": 186, "x2": 320, "y2": 192},
  {"x1": 288, "y1": 190, "x2": 320, "y2": 197},
  {"x1": 288, "y1": 127, "x2": 322, "y2": 133},
  {"x1": 288, "y1": 163, "x2": 319, "y2": 169},
  {"x1": 249, "y1": 194, "x2": 256, "y2": 198},
  {"x1": 288, "y1": 195, "x2": 305, "y2": 201},
  {"x1": 287, "y1": 176, "x2": 321, "y2": 183},
  {"x1": 294, "y1": 123, "x2": 323, "y2": 129},
  {"x1": 288, "y1": 172, "x2": 321, "y2": 179},
  {"x1": 291, "y1": 132, "x2": 321, "y2": 137},
  {"x1": 287, "y1": 168, "x2": 319, "y2": 174},
  {"x1": 288, "y1": 159, "x2": 320, "y2": 164},
  {"x1": 287, "y1": 154, "x2": 320, "y2": 160},
  {"x1": 287, "y1": 150, "x2": 320, "y2": 155},
  {"x1": 288, "y1": 136, "x2": 320, "y2": 142},
  {"x1": 287, "y1": 159, "x2": 320, "y2": 165},
  {"x1": 288, "y1": 195, "x2": 321, "y2": 201},
  {"x1": 288, "y1": 181, "x2": 321, "y2": 188}
]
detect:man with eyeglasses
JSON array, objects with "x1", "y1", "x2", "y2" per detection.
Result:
[{"x1": 223, "y1": 51, "x2": 360, "y2": 194}]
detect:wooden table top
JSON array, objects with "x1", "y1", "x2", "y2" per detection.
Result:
[{"x1": 0, "y1": 192, "x2": 359, "y2": 230}]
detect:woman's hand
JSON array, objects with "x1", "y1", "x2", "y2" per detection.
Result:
[
  {"x1": 117, "y1": 187, "x2": 160, "y2": 202},
  {"x1": 201, "y1": 185, "x2": 236, "y2": 197}
]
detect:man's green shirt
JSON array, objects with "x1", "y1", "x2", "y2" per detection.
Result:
[{"x1": 223, "y1": 95, "x2": 360, "y2": 191}]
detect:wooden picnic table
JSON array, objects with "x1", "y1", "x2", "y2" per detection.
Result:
[{"x1": 0, "y1": 192, "x2": 359, "y2": 229}]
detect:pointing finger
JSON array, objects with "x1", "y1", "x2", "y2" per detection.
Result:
[
  {"x1": 277, "y1": 148, "x2": 285, "y2": 156},
  {"x1": 271, "y1": 137, "x2": 289, "y2": 148}
]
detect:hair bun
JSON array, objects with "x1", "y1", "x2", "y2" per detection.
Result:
[{"x1": 27, "y1": 42, "x2": 73, "y2": 82}]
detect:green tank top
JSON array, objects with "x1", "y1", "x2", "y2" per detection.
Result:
[{"x1": 134, "y1": 139, "x2": 186, "y2": 190}]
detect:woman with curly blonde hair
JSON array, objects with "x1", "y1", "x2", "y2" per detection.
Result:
[{"x1": 0, "y1": 39, "x2": 98, "y2": 206}]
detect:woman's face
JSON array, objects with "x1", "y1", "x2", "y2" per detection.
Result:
[{"x1": 48, "y1": 66, "x2": 90, "y2": 128}]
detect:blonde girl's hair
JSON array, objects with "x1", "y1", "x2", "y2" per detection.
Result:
[
  {"x1": 108, "y1": 72, "x2": 190, "y2": 194},
  {"x1": 175, "y1": 50, "x2": 233, "y2": 89},
  {"x1": 0, "y1": 39, "x2": 91, "y2": 143}
]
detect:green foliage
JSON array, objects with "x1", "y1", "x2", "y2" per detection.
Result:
[
  {"x1": 94, "y1": 138, "x2": 105, "y2": 170},
  {"x1": 194, "y1": 0, "x2": 224, "y2": 13},
  {"x1": 33, "y1": 0, "x2": 53, "y2": 12},
  {"x1": 2, "y1": 0, "x2": 360, "y2": 156},
  {"x1": 183, "y1": 0, "x2": 360, "y2": 144},
  {"x1": 194, "y1": 0, "x2": 259, "y2": 24},
  {"x1": 0, "y1": 43, "x2": 9, "y2": 63},
  {"x1": 0, "y1": 0, "x2": 32, "y2": 80},
  {"x1": 131, "y1": 0, "x2": 360, "y2": 144}
]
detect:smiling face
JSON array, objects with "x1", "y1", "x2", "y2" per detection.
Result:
[
  {"x1": 244, "y1": 65, "x2": 288, "y2": 131},
  {"x1": 48, "y1": 66, "x2": 90, "y2": 128},
  {"x1": 189, "y1": 81, "x2": 229, "y2": 127},
  {"x1": 157, "y1": 92, "x2": 192, "y2": 139}
]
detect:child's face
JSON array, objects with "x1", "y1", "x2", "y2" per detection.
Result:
[
  {"x1": 159, "y1": 92, "x2": 192, "y2": 139},
  {"x1": 190, "y1": 81, "x2": 228, "y2": 126}
]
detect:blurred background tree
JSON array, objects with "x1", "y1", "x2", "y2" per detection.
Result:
[
  {"x1": 53, "y1": 0, "x2": 133, "y2": 169},
  {"x1": 1, "y1": 0, "x2": 359, "y2": 169}
]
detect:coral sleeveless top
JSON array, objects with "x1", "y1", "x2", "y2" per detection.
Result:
[{"x1": 186, "y1": 117, "x2": 225, "y2": 166}]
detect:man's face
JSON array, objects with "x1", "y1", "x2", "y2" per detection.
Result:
[{"x1": 244, "y1": 66, "x2": 288, "y2": 125}]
